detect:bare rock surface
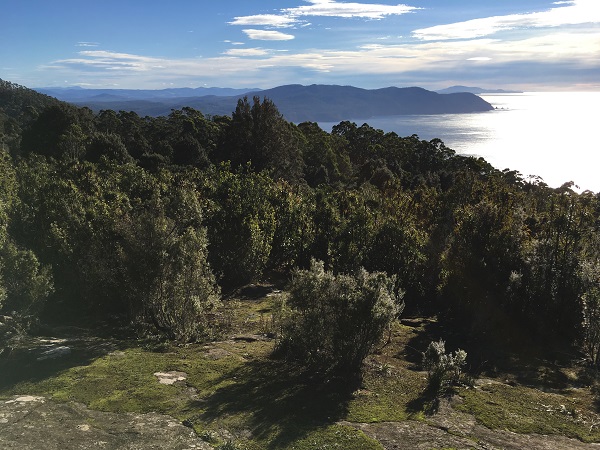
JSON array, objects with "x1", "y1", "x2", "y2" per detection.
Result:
[
  {"x1": 154, "y1": 371, "x2": 188, "y2": 385},
  {"x1": 0, "y1": 395, "x2": 211, "y2": 450},
  {"x1": 342, "y1": 397, "x2": 600, "y2": 450},
  {"x1": 343, "y1": 419, "x2": 600, "y2": 449}
]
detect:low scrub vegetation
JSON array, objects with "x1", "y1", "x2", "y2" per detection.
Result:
[
  {"x1": 422, "y1": 340, "x2": 467, "y2": 400},
  {"x1": 275, "y1": 260, "x2": 404, "y2": 379}
]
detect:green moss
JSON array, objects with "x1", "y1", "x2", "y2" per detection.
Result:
[
  {"x1": 278, "y1": 424, "x2": 384, "y2": 450},
  {"x1": 458, "y1": 383, "x2": 600, "y2": 442},
  {"x1": 5, "y1": 348, "x2": 188, "y2": 414},
  {"x1": 346, "y1": 368, "x2": 427, "y2": 423},
  {"x1": 4, "y1": 303, "x2": 600, "y2": 448},
  {"x1": 0, "y1": 329, "x2": 383, "y2": 448}
]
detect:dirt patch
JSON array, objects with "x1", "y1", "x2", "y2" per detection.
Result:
[{"x1": 0, "y1": 395, "x2": 211, "y2": 450}]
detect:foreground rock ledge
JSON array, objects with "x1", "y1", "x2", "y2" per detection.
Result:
[
  {"x1": 0, "y1": 395, "x2": 211, "y2": 450},
  {"x1": 341, "y1": 396, "x2": 600, "y2": 450},
  {"x1": 3, "y1": 394, "x2": 600, "y2": 449},
  {"x1": 342, "y1": 419, "x2": 600, "y2": 450}
]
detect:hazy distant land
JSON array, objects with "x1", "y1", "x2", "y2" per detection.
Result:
[
  {"x1": 36, "y1": 84, "x2": 494, "y2": 122},
  {"x1": 436, "y1": 85, "x2": 523, "y2": 95}
]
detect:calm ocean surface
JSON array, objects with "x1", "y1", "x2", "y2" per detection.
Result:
[{"x1": 320, "y1": 92, "x2": 599, "y2": 193}]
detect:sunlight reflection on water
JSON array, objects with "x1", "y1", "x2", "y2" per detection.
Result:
[{"x1": 320, "y1": 92, "x2": 599, "y2": 192}]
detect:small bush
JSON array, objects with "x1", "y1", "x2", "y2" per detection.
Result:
[
  {"x1": 216, "y1": 441, "x2": 239, "y2": 450},
  {"x1": 275, "y1": 259, "x2": 404, "y2": 379},
  {"x1": 422, "y1": 339, "x2": 467, "y2": 398}
]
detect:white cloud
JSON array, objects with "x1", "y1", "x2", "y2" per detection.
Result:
[
  {"x1": 223, "y1": 48, "x2": 270, "y2": 56},
  {"x1": 76, "y1": 42, "x2": 100, "y2": 47},
  {"x1": 243, "y1": 29, "x2": 295, "y2": 41},
  {"x1": 47, "y1": 51, "x2": 164, "y2": 72},
  {"x1": 41, "y1": 26, "x2": 600, "y2": 90},
  {"x1": 230, "y1": 1, "x2": 418, "y2": 30},
  {"x1": 283, "y1": 0, "x2": 418, "y2": 19},
  {"x1": 413, "y1": 0, "x2": 600, "y2": 40},
  {"x1": 229, "y1": 14, "x2": 298, "y2": 28}
]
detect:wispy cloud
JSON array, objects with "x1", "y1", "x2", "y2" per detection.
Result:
[
  {"x1": 229, "y1": 14, "x2": 298, "y2": 28},
  {"x1": 413, "y1": 0, "x2": 600, "y2": 40},
  {"x1": 46, "y1": 51, "x2": 165, "y2": 72},
  {"x1": 243, "y1": 29, "x2": 295, "y2": 41},
  {"x1": 76, "y1": 42, "x2": 100, "y2": 47},
  {"x1": 39, "y1": 21, "x2": 600, "y2": 90},
  {"x1": 44, "y1": 25, "x2": 600, "y2": 86},
  {"x1": 283, "y1": 0, "x2": 418, "y2": 19},
  {"x1": 223, "y1": 48, "x2": 270, "y2": 56},
  {"x1": 231, "y1": 1, "x2": 418, "y2": 30}
]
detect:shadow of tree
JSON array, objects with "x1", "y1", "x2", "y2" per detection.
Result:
[
  {"x1": 200, "y1": 356, "x2": 357, "y2": 449},
  {"x1": 402, "y1": 314, "x2": 582, "y2": 395},
  {"x1": 0, "y1": 325, "x2": 135, "y2": 392}
]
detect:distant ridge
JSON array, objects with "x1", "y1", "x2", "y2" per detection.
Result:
[
  {"x1": 36, "y1": 86, "x2": 262, "y2": 101},
  {"x1": 35, "y1": 84, "x2": 494, "y2": 122},
  {"x1": 437, "y1": 85, "x2": 523, "y2": 94}
]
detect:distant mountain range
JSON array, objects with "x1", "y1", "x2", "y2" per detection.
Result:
[
  {"x1": 36, "y1": 86, "x2": 262, "y2": 101},
  {"x1": 436, "y1": 85, "x2": 523, "y2": 94},
  {"x1": 35, "y1": 84, "x2": 494, "y2": 122}
]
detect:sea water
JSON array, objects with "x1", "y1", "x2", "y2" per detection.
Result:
[{"x1": 320, "y1": 92, "x2": 599, "y2": 193}]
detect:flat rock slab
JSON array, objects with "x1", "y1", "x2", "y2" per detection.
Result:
[
  {"x1": 341, "y1": 396, "x2": 600, "y2": 450},
  {"x1": 154, "y1": 371, "x2": 187, "y2": 385},
  {"x1": 342, "y1": 420, "x2": 600, "y2": 450},
  {"x1": 0, "y1": 395, "x2": 211, "y2": 450},
  {"x1": 341, "y1": 420, "x2": 481, "y2": 450}
]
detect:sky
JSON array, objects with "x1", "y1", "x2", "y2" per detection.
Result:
[{"x1": 1, "y1": 0, "x2": 599, "y2": 90}]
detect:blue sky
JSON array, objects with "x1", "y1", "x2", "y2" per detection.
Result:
[{"x1": 1, "y1": 0, "x2": 599, "y2": 90}]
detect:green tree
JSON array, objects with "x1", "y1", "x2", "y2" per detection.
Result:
[
  {"x1": 118, "y1": 189, "x2": 220, "y2": 341},
  {"x1": 218, "y1": 97, "x2": 304, "y2": 181},
  {"x1": 520, "y1": 184, "x2": 592, "y2": 339},
  {"x1": 0, "y1": 151, "x2": 53, "y2": 321},
  {"x1": 439, "y1": 196, "x2": 528, "y2": 334},
  {"x1": 85, "y1": 131, "x2": 132, "y2": 164},
  {"x1": 20, "y1": 104, "x2": 93, "y2": 159},
  {"x1": 268, "y1": 180, "x2": 315, "y2": 271},
  {"x1": 203, "y1": 165, "x2": 276, "y2": 287}
]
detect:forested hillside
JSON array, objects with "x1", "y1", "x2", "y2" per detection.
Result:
[{"x1": 2, "y1": 78, "x2": 600, "y2": 367}]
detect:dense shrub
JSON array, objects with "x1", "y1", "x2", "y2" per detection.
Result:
[
  {"x1": 0, "y1": 240, "x2": 53, "y2": 319},
  {"x1": 275, "y1": 260, "x2": 404, "y2": 378},
  {"x1": 203, "y1": 167, "x2": 276, "y2": 287},
  {"x1": 581, "y1": 258, "x2": 600, "y2": 367}
]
